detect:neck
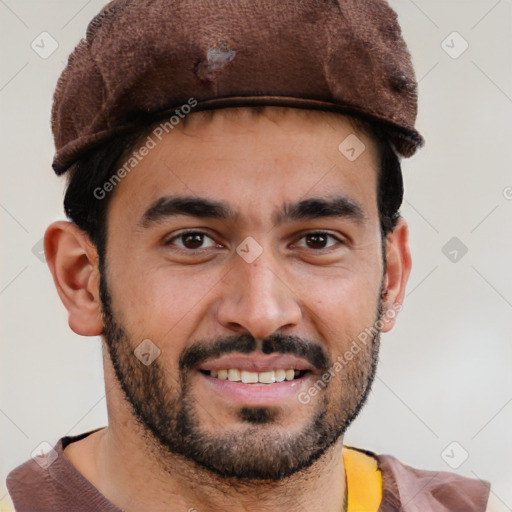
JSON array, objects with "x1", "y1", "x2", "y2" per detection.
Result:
[{"x1": 97, "y1": 422, "x2": 347, "y2": 512}]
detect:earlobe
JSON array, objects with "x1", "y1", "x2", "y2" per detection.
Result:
[
  {"x1": 380, "y1": 217, "x2": 412, "y2": 333},
  {"x1": 44, "y1": 221, "x2": 104, "y2": 336}
]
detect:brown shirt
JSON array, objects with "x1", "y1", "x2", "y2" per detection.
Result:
[{"x1": 6, "y1": 429, "x2": 490, "y2": 511}]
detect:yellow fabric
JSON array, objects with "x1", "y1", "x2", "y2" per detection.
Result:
[{"x1": 343, "y1": 447, "x2": 382, "y2": 512}]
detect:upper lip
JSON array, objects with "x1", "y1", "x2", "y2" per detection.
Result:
[{"x1": 198, "y1": 353, "x2": 314, "y2": 373}]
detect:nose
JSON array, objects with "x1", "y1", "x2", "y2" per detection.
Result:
[{"x1": 215, "y1": 256, "x2": 302, "y2": 340}]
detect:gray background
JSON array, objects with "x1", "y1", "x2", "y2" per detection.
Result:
[{"x1": 1, "y1": 1, "x2": 511, "y2": 510}]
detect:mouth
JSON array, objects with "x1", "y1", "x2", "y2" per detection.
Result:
[
  {"x1": 196, "y1": 353, "x2": 316, "y2": 406},
  {"x1": 200, "y1": 368, "x2": 310, "y2": 384}
]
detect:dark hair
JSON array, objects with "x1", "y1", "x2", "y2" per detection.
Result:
[
  {"x1": 63, "y1": 117, "x2": 403, "y2": 267},
  {"x1": 63, "y1": 132, "x2": 141, "y2": 269}
]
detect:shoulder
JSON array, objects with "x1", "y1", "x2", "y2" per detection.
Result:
[
  {"x1": 375, "y1": 452, "x2": 491, "y2": 512},
  {"x1": 6, "y1": 447, "x2": 64, "y2": 512},
  {"x1": 6, "y1": 428, "x2": 116, "y2": 512}
]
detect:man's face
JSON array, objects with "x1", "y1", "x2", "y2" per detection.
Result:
[{"x1": 100, "y1": 107, "x2": 385, "y2": 480}]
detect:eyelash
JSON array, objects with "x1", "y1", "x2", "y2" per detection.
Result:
[
  {"x1": 164, "y1": 230, "x2": 220, "y2": 250},
  {"x1": 163, "y1": 230, "x2": 345, "y2": 252}
]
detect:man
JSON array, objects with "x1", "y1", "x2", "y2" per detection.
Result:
[{"x1": 6, "y1": 0, "x2": 491, "y2": 510}]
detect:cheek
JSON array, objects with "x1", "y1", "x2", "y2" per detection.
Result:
[
  {"x1": 295, "y1": 263, "x2": 382, "y2": 352},
  {"x1": 109, "y1": 260, "x2": 220, "y2": 345}
]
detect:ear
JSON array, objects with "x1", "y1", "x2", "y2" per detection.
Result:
[
  {"x1": 380, "y1": 217, "x2": 411, "y2": 333},
  {"x1": 44, "y1": 221, "x2": 103, "y2": 336}
]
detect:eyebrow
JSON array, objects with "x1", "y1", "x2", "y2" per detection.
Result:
[
  {"x1": 139, "y1": 196, "x2": 238, "y2": 227},
  {"x1": 138, "y1": 195, "x2": 367, "y2": 228},
  {"x1": 276, "y1": 196, "x2": 366, "y2": 225}
]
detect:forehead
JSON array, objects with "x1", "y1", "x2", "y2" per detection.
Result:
[{"x1": 107, "y1": 107, "x2": 380, "y2": 226}]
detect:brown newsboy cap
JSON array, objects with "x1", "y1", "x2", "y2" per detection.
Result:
[{"x1": 51, "y1": 0, "x2": 424, "y2": 175}]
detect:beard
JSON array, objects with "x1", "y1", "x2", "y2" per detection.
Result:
[{"x1": 99, "y1": 267, "x2": 382, "y2": 481}]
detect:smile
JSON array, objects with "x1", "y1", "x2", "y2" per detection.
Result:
[
  {"x1": 202, "y1": 369, "x2": 309, "y2": 384},
  {"x1": 197, "y1": 353, "x2": 315, "y2": 404}
]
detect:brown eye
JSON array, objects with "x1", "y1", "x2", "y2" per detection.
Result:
[
  {"x1": 295, "y1": 232, "x2": 341, "y2": 250},
  {"x1": 165, "y1": 231, "x2": 217, "y2": 250},
  {"x1": 182, "y1": 233, "x2": 205, "y2": 249},
  {"x1": 305, "y1": 233, "x2": 329, "y2": 249}
]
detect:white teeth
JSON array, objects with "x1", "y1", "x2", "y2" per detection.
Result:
[
  {"x1": 228, "y1": 369, "x2": 241, "y2": 381},
  {"x1": 208, "y1": 368, "x2": 303, "y2": 383},
  {"x1": 241, "y1": 370, "x2": 259, "y2": 384},
  {"x1": 258, "y1": 371, "x2": 276, "y2": 384},
  {"x1": 275, "y1": 369, "x2": 286, "y2": 382}
]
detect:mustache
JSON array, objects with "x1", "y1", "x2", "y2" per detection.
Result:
[{"x1": 179, "y1": 333, "x2": 330, "y2": 372}]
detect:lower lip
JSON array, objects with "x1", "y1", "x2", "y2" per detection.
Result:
[{"x1": 198, "y1": 372, "x2": 313, "y2": 406}]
